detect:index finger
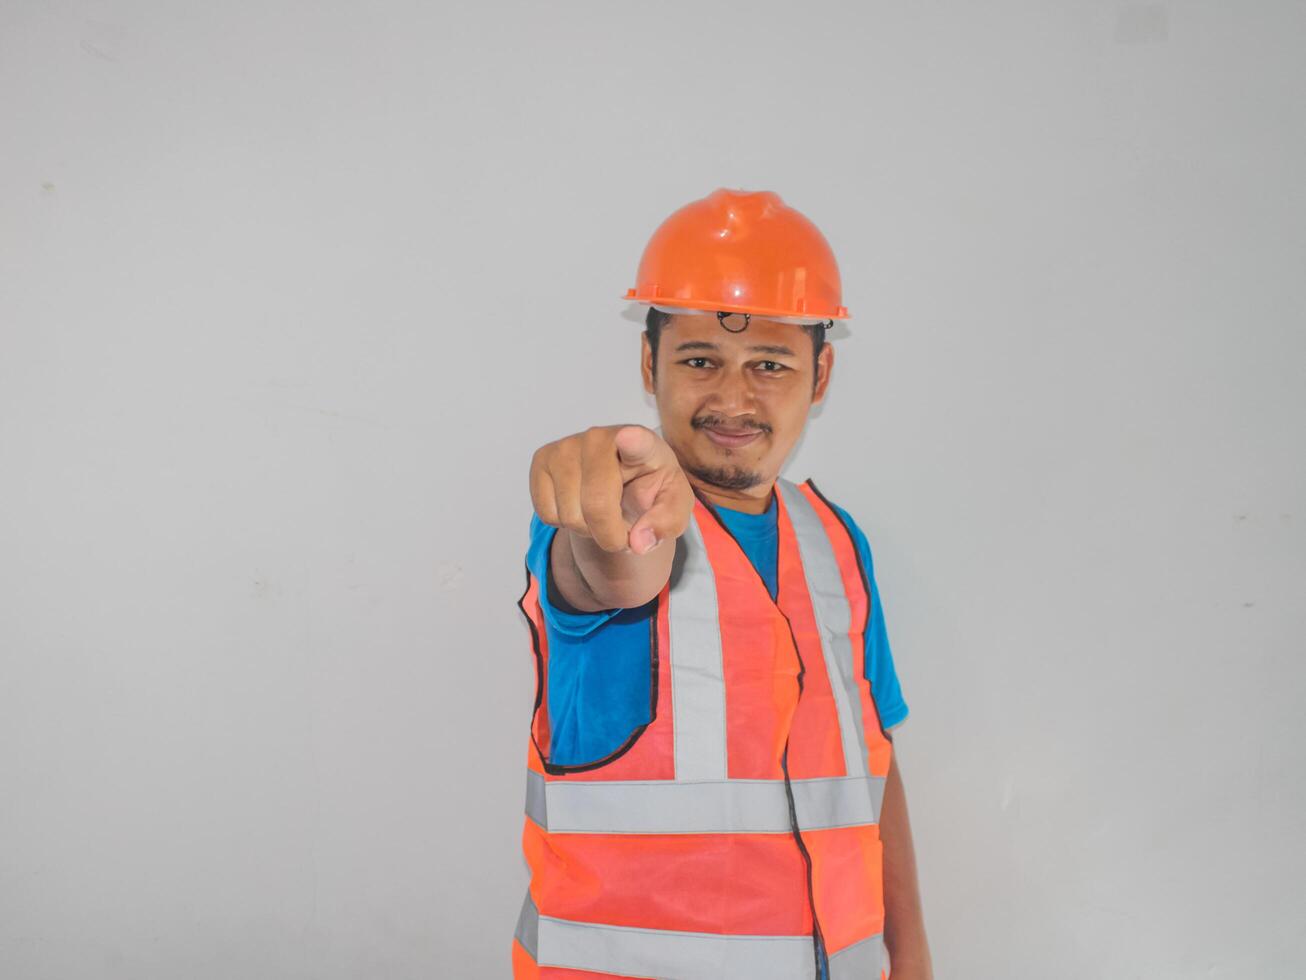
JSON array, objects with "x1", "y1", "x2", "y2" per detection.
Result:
[
  {"x1": 576, "y1": 430, "x2": 634, "y2": 552},
  {"x1": 613, "y1": 425, "x2": 666, "y2": 479}
]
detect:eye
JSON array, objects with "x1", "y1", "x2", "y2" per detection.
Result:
[
  {"x1": 757, "y1": 361, "x2": 787, "y2": 373},
  {"x1": 681, "y1": 357, "x2": 713, "y2": 369}
]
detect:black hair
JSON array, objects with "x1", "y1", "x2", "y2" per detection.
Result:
[{"x1": 643, "y1": 308, "x2": 827, "y2": 390}]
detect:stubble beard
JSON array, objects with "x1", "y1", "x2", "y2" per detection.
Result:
[{"x1": 682, "y1": 459, "x2": 765, "y2": 492}]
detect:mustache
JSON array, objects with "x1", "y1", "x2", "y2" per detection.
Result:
[{"x1": 692, "y1": 416, "x2": 771, "y2": 434}]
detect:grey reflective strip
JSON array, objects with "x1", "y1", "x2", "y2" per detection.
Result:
[
  {"x1": 776, "y1": 478, "x2": 871, "y2": 781},
  {"x1": 668, "y1": 515, "x2": 728, "y2": 781},
  {"x1": 525, "y1": 768, "x2": 883, "y2": 834},
  {"x1": 828, "y1": 932, "x2": 885, "y2": 979},
  {"x1": 524, "y1": 768, "x2": 546, "y2": 827},
  {"x1": 513, "y1": 890, "x2": 539, "y2": 959},
  {"x1": 790, "y1": 774, "x2": 884, "y2": 830},
  {"x1": 517, "y1": 891, "x2": 817, "y2": 980}
]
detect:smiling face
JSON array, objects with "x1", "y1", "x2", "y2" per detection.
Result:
[{"x1": 641, "y1": 312, "x2": 834, "y2": 512}]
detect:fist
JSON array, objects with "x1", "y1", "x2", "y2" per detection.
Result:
[{"x1": 529, "y1": 425, "x2": 695, "y2": 555}]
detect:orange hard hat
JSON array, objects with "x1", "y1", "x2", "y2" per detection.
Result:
[{"x1": 624, "y1": 188, "x2": 849, "y2": 323}]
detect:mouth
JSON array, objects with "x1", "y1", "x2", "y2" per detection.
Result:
[{"x1": 702, "y1": 426, "x2": 764, "y2": 449}]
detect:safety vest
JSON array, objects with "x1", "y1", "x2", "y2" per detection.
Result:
[{"x1": 513, "y1": 477, "x2": 895, "y2": 980}]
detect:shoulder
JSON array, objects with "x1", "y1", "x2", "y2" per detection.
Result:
[
  {"x1": 800, "y1": 479, "x2": 909, "y2": 727},
  {"x1": 798, "y1": 479, "x2": 879, "y2": 573}
]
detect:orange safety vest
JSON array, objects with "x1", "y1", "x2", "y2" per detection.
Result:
[{"x1": 513, "y1": 477, "x2": 894, "y2": 980}]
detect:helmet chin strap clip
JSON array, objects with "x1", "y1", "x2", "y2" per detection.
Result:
[{"x1": 717, "y1": 311, "x2": 750, "y2": 333}]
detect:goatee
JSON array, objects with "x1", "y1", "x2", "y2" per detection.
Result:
[{"x1": 683, "y1": 461, "x2": 764, "y2": 492}]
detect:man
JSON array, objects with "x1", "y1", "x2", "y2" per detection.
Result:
[{"x1": 513, "y1": 189, "x2": 932, "y2": 979}]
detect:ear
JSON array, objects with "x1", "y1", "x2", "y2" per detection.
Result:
[
  {"x1": 641, "y1": 332, "x2": 656, "y2": 394},
  {"x1": 811, "y1": 341, "x2": 834, "y2": 404}
]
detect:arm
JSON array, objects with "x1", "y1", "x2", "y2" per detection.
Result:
[
  {"x1": 551, "y1": 513, "x2": 673, "y2": 612},
  {"x1": 880, "y1": 747, "x2": 933, "y2": 979}
]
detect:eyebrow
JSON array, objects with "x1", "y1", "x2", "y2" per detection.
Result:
[{"x1": 673, "y1": 341, "x2": 798, "y2": 357}]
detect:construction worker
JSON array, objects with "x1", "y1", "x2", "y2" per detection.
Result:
[{"x1": 513, "y1": 189, "x2": 933, "y2": 979}]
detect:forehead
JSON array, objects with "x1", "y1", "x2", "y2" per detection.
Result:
[{"x1": 659, "y1": 313, "x2": 811, "y2": 355}]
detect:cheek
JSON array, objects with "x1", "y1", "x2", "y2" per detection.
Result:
[
  {"x1": 656, "y1": 389, "x2": 695, "y2": 423},
  {"x1": 769, "y1": 396, "x2": 811, "y2": 431},
  {"x1": 660, "y1": 381, "x2": 697, "y2": 408}
]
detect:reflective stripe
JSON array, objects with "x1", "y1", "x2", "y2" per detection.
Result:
[
  {"x1": 525, "y1": 769, "x2": 884, "y2": 834},
  {"x1": 668, "y1": 514, "x2": 728, "y2": 781},
  {"x1": 790, "y1": 773, "x2": 884, "y2": 831},
  {"x1": 777, "y1": 479, "x2": 870, "y2": 781},
  {"x1": 514, "y1": 890, "x2": 539, "y2": 959},
  {"x1": 524, "y1": 768, "x2": 546, "y2": 827},
  {"x1": 516, "y1": 891, "x2": 817, "y2": 980},
  {"x1": 828, "y1": 932, "x2": 886, "y2": 979}
]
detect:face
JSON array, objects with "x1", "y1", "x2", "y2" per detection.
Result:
[{"x1": 641, "y1": 313, "x2": 834, "y2": 509}]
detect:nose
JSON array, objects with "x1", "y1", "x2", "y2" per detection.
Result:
[{"x1": 705, "y1": 364, "x2": 759, "y2": 416}]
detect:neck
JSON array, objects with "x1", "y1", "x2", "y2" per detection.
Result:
[{"x1": 690, "y1": 477, "x2": 776, "y2": 515}]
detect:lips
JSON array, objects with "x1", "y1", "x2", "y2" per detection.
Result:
[{"x1": 703, "y1": 426, "x2": 763, "y2": 448}]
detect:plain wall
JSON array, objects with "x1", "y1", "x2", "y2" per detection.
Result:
[{"x1": 2, "y1": 1, "x2": 1303, "y2": 977}]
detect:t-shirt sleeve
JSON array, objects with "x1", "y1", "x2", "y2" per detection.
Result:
[
  {"x1": 527, "y1": 513, "x2": 622, "y2": 638},
  {"x1": 829, "y1": 503, "x2": 910, "y2": 731}
]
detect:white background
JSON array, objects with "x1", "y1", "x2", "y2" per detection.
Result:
[{"x1": 2, "y1": 1, "x2": 1303, "y2": 977}]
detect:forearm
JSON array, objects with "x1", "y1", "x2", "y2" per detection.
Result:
[
  {"x1": 880, "y1": 747, "x2": 933, "y2": 979},
  {"x1": 550, "y1": 525, "x2": 673, "y2": 611}
]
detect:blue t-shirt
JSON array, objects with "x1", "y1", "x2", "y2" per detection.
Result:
[{"x1": 525, "y1": 487, "x2": 908, "y2": 769}]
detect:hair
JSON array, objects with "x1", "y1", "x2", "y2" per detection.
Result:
[{"x1": 644, "y1": 308, "x2": 827, "y2": 390}]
